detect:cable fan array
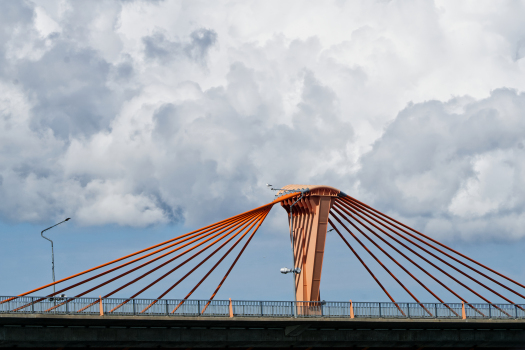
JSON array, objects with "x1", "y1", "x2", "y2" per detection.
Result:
[
  {"x1": 2, "y1": 187, "x2": 524, "y2": 317},
  {"x1": 3, "y1": 201, "x2": 275, "y2": 314},
  {"x1": 329, "y1": 195, "x2": 525, "y2": 316}
]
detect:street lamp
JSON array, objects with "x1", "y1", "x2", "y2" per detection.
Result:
[
  {"x1": 41, "y1": 218, "x2": 71, "y2": 294},
  {"x1": 280, "y1": 267, "x2": 301, "y2": 274}
]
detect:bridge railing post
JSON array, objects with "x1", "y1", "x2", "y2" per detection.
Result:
[
  {"x1": 132, "y1": 299, "x2": 136, "y2": 316},
  {"x1": 165, "y1": 299, "x2": 169, "y2": 316},
  {"x1": 378, "y1": 302, "x2": 382, "y2": 318},
  {"x1": 260, "y1": 301, "x2": 263, "y2": 317},
  {"x1": 516, "y1": 304, "x2": 518, "y2": 319},
  {"x1": 198, "y1": 300, "x2": 201, "y2": 316},
  {"x1": 407, "y1": 303, "x2": 410, "y2": 318},
  {"x1": 31, "y1": 297, "x2": 34, "y2": 314},
  {"x1": 489, "y1": 303, "x2": 492, "y2": 319}
]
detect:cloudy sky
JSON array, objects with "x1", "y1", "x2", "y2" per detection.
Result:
[{"x1": 2, "y1": 0, "x2": 525, "y2": 303}]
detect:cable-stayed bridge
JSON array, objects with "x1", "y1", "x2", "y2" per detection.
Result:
[{"x1": 1, "y1": 185, "x2": 525, "y2": 349}]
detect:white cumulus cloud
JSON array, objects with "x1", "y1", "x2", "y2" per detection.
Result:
[{"x1": 0, "y1": 0, "x2": 525, "y2": 243}]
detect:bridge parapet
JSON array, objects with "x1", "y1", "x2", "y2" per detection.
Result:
[{"x1": 2, "y1": 296, "x2": 524, "y2": 320}]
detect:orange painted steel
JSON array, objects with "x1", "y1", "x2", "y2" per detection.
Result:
[
  {"x1": 280, "y1": 185, "x2": 339, "y2": 302},
  {"x1": 202, "y1": 209, "x2": 271, "y2": 313},
  {"x1": 110, "y1": 212, "x2": 261, "y2": 297},
  {"x1": 25, "y1": 214, "x2": 251, "y2": 313},
  {"x1": 177, "y1": 208, "x2": 271, "y2": 305},
  {"x1": 139, "y1": 209, "x2": 270, "y2": 314},
  {"x1": 42, "y1": 210, "x2": 261, "y2": 313},
  {"x1": 341, "y1": 199, "x2": 496, "y2": 301},
  {"x1": 334, "y1": 200, "x2": 460, "y2": 315},
  {"x1": 328, "y1": 218, "x2": 398, "y2": 306},
  {"x1": 343, "y1": 196, "x2": 525, "y2": 301},
  {"x1": 46, "y1": 212, "x2": 262, "y2": 313},
  {"x1": 10, "y1": 208, "x2": 262, "y2": 312},
  {"x1": 84, "y1": 211, "x2": 264, "y2": 313},
  {"x1": 173, "y1": 208, "x2": 272, "y2": 314},
  {"x1": 43, "y1": 213, "x2": 262, "y2": 310},
  {"x1": 9, "y1": 193, "x2": 303, "y2": 306},
  {"x1": 338, "y1": 199, "x2": 505, "y2": 317},
  {"x1": 331, "y1": 209, "x2": 416, "y2": 315},
  {"x1": 11, "y1": 193, "x2": 302, "y2": 311},
  {"x1": 332, "y1": 203, "x2": 433, "y2": 316},
  {"x1": 344, "y1": 195, "x2": 525, "y2": 291},
  {"x1": 6, "y1": 202, "x2": 279, "y2": 304},
  {"x1": 10, "y1": 184, "x2": 525, "y2": 312},
  {"x1": 342, "y1": 196, "x2": 523, "y2": 313}
]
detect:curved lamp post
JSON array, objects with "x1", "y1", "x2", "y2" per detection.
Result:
[{"x1": 41, "y1": 218, "x2": 70, "y2": 294}]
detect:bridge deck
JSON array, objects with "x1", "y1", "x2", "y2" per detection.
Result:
[{"x1": 1, "y1": 313, "x2": 525, "y2": 348}]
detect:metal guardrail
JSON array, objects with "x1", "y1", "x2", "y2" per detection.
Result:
[{"x1": 1, "y1": 296, "x2": 524, "y2": 319}]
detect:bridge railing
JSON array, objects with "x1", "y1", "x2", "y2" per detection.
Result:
[{"x1": 1, "y1": 296, "x2": 524, "y2": 319}]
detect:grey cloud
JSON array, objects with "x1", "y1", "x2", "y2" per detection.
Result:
[
  {"x1": 17, "y1": 42, "x2": 123, "y2": 139},
  {"x1": 357, "y1": 89, "x2": 525, "y2": 241},
  {"x1": 298, "y1": 71, "x2": 339, "y2": 119},
  {"x1": 144, "y1": 65, "x2": 354, "y2": 225},
  {"x1": 152, "y1": 103, "x2": 180, "y2": 139},
  {"x1": 186, "y1": 28, "x2": 218, "y2": 62},
  {"x1": 143, "y1": 28, "x2": 217, "y2": 65},
  {"x1": 114, "y1": 61, "x2": 134, "y2": 81},
  {"x1": 0, "y1": 1, "x2": 35, "y2": 73},
  {"x1": 0, "y1": 1, "x2": 33, "y2": 27},
  {"x1": 143, "y1": 33, "x2": 180, "y2": 61},
  {"x1": 515, "y1": 39, "x2": 525, "y2": 61}
]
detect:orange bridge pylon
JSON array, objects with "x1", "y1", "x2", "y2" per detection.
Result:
[{"x1": 279, "y1": 185, "x2": 340, "y2": 302}]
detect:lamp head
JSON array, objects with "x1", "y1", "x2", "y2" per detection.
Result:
[{"x1": 65, "y1": 218, "x2": 71, "y2": 221}]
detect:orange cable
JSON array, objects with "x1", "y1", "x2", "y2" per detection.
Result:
[
  {"x1": 75, "y1": 211, "x2": 263, "y2": 313},
  {"x1": 168, "y1": 207, "x2": 273, "y2": 314},
  {"x1": 18, "y1": 212, "x2": 259, "y2": 313},
  {"x1": 109, "y1": 212, "x2": 265, "y2": 313},
  {"x1": 342, "y1": 198, "x2": 524, "y2": 304},
  {"x1": 344, "y1": 195, "x2": 525, "y2": 291},
  {"x1": 332, "y1": 208, "x2": 419, "y2": 314},
  {"x1": 203, "y1": 209, "x2": 272, "y2": 310},
  {"x1": 7, "y1": 202, "x2": 276, "y2": 303},
  {"x1": 328, "y1": 218, "x2": 398, "y2": 306},
  {"x1": 333, "y1": 204, "x2": 434, "y2": 313},
  {"x1": 335, "y1": 200, "x2": 467, "y2": 310},
  {"x1": 340, "y1": 198, "x2": 512, "y2": 316}
]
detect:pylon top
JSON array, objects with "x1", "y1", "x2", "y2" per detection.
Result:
[{"x1": 278, "y1": 184, "x2": 341, "y2": 197}]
